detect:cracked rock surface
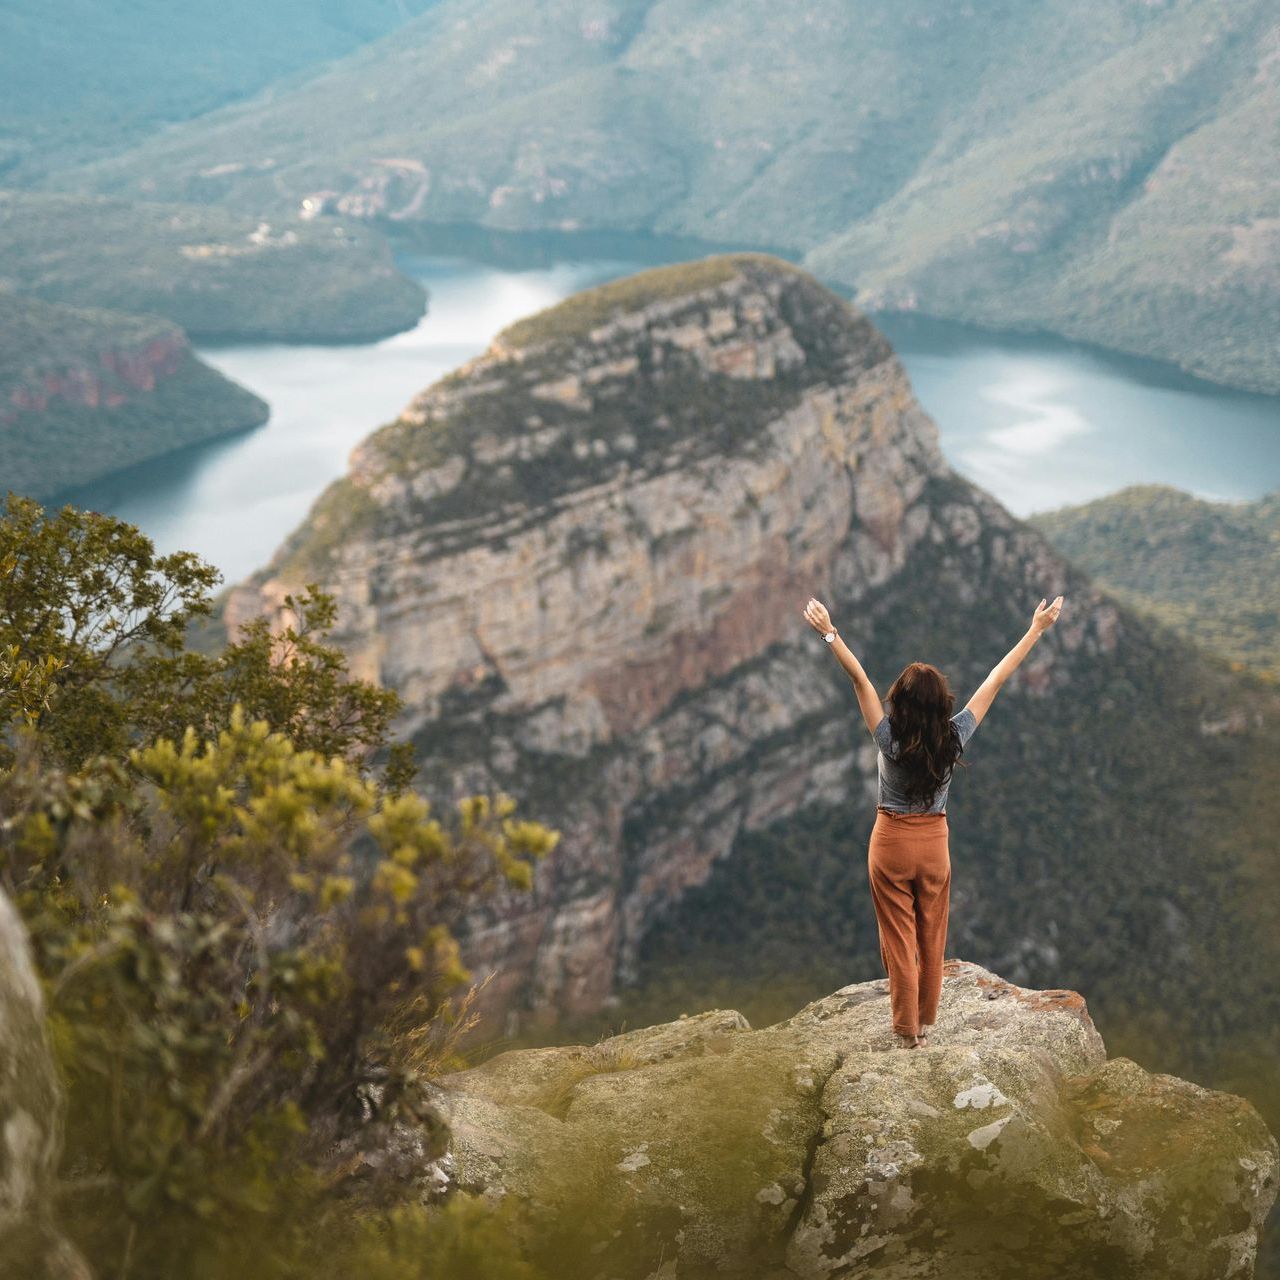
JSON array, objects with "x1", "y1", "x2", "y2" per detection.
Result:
[{"x1": 427, "y1": 960, "x2": 1278, "y2": 1279}]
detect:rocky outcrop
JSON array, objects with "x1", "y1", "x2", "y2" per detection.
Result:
[
  {"x1": 0, "y1": 292, "x2": 267, "y2": 498},
  {"x1": 0, "y1": 890, "x2": 90, "y2": 1278},
  {"x1": 226, "y1": 252, "x2": 1141, "y2": 1024},
  {"x1": 425, "y1": 961, "x2": 1279, "y2": 1279}
]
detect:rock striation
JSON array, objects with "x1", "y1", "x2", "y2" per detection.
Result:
[{"x1": 426, "y1": 961, "x2": 1279, "y2": 1279}]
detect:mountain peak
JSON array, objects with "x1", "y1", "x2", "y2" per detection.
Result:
[
  {"x1": 254, "y1": 254, "x2": 904, "y2": 583},
  {"x1": 224, "y1": 256, "x2": 1197, "y2": 1036},
  {"x1": 491, "y1": 252, "x2": 827, "y2": 352}
]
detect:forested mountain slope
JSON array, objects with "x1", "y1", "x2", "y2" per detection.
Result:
[
  {"x1": 1031, "y1": 483, "x2": 1280, "y2": 679},
  {"x1": 0, "y1": 0, "x2": 441, "y2": 180},
  {"x1": 60, "y1": 0, "x2": 1280, "y2": 392},
  {"x1": 0, "y1": 293, "x2": 267, "y2": 497}
]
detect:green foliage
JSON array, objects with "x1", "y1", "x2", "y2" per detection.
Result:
[
  {"x1": 1030, "y1": 484, "x2": 1280, "y2": 679},
  {"x1": 0, "y1": 644, "x2": 63, "y2": 729},
  {"x1": 0, "y1": 498, "x2": 560, "y2": 1278},
  {"x1": 2, "y1": 714, "x2": 553, "y2": 1270},
  {"x1": 0, "y1": 494, "x2": 406, "y2": 768},
  {"x1": 328, "y1": 1198, "x2": 546, "y2": 1280},
  {"x1": 0, "y1": 192, "x2": 425, "y2": 346}
]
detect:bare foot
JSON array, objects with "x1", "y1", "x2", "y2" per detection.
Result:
[
  {"x1": 917, "y1": 1023, "x2": 934, "y2": 1047},
  {"x1": 895, "y1": 1033, "x2": 922, "y2": 1049}
]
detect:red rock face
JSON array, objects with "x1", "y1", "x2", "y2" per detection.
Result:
[
  {"x1": 583, "y1": 536, "x2": 826, "y2": 739},
  {"x1": 1, "y1": 333, "x2": 187, "y2": 425},
  {"x1": 227, "y1": 255, "x2": 1134, "y2": 1027}
]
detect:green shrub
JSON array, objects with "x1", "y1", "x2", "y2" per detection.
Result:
[{"x1": 0, "y1": 496, "x2": 561, "y2": 1278}]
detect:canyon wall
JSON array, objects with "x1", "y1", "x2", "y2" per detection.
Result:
[{"x1": 227, "y1": 253, "x2": 1140, "y2": 1023}]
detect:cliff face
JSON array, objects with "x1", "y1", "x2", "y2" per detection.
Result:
[
  {"x1": 426, "y1": 961, "x2": 1279, "y2": 1278},
  {"x1": 227, "y1": 253, "x2": 1137, "y2": 1020},
  {"x1": 2, "y1": 331, "x2": 186, "y2": 422},
  {"x1": 0, "y1": 293, "x2": 268, "y2": 498}
]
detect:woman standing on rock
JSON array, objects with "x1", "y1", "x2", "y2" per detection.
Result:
[{"x1": 802, "y1": 594, "x2": 1064, "y2": 1049}]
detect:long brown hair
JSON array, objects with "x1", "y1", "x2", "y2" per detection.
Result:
[{"x1": 883, "y1": 662, "x2": 968, "y2": 806}]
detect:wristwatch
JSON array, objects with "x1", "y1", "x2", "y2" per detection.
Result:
[{"x1": 823, "y1": 629, "x2": 837, "y2": 644}]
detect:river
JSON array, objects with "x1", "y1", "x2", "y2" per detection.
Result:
[{"x1": 56, "y1": 235, "x2": 1280, "y2": 585}]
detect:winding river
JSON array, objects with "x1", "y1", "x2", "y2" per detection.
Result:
[{"x1": 57, "y1": 235, "x2": 1280, "y2": 585}]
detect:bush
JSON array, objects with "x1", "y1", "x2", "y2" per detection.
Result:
[{"x1": 0, "y1": 496, "x2": 560, "y2": 1278}]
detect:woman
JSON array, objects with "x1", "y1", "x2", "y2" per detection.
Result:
[{"x1": 802, "y1": 593, "x2": 1065, "y2": 1049}]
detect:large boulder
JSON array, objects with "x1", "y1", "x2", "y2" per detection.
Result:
[
  {"x1": 427, "y1": 960, "x2": 1278, "y2": 1279},
  {"x1": 0, "y1": 889, "x2": 91, "y2": 1279}
]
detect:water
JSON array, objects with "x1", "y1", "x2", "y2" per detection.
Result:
[
  {"x1": 55, "y1": 236, "x2": 1280, "y2": 584},
  {"x1": 55, "y1": 250, "x2": 657, "y2": 584},
  {"x1": 875, "y1": 313, "x2": 1280, "y2": 517}
]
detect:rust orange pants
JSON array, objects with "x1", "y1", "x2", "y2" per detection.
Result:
[{"x1": 868, "y1": 807, "x2": 951, "y2": 1038}]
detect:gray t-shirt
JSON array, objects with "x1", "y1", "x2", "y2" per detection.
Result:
[{"x1": 874, "y1": 707, "x2": 978, "y2": 814}]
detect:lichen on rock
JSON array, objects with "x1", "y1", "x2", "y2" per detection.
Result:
[{"x1": 422, "y1": 961, "x2": 1278, "y2": 1279}]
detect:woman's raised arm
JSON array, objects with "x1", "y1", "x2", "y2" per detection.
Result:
[
  {"x1": 802, "y1": 597, "x2": 884, "y2": 736},
  {"x1": 965, "y1": 595, "x2": 1064, "y2": 727}
]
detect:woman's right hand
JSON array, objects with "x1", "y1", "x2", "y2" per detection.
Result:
[{"x1": 1031, "y1": 595, "x2": 1064, "y2": 633}]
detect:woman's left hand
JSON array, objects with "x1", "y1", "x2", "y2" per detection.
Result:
[{"x1": 803, "y1": 597, "x2": 835, "y2": 636}]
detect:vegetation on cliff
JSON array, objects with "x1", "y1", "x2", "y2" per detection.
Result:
[
  {"x1": 259, "y1": 252, "x2": 888, "y2": 583},
  {"x1": 622, "y1": 469, "x2": 1280, "y2": 1178},
  {"x1": 493, "y1": 255, "x2": 772, "y2": 349},
  {"x1": 0, "y1": 294, "x2": 268, "y2": 499},
  {"x1": 226, "y1": 256, "x2": 1280, "y2": 1279},
  {"x1": 1030, "y1": 483, "x2": 1280, "y2": 679},
  {"x1": 0, "y1": 496, "x2": 559, "y2": 1278},
  {"x1": 421, "y1": 963, "x2": 1278, "y2": 1279}
]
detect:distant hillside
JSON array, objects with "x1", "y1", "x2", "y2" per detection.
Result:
[
  {"x1": 57, "y1": 0, "x2": 1280, "y2": 392},
  {"x1": 0, "y1": 192, "x2": 425, "y2": 343},
  {"x1": 0, "y1": 0, "x2": 440, "y2": 181},
  {"x1": 0, "y1": 293, "x2": 267, "y2": 499},
  {"x1": 1029, "y1": 484, "x2": 1280, "y2": 679}
]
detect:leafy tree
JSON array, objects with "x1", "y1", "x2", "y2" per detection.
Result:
[
  {"x1": 0, "y1": 493, "x2": 402, "y2": 772},
  {"x1": 0, "y1": 496, "x2": 560, "y2": 1278}
]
